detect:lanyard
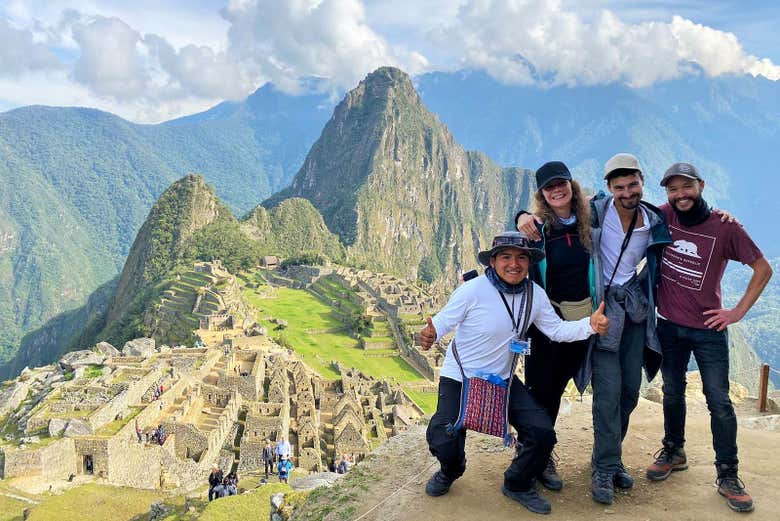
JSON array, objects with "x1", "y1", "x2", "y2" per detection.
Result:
[
  {"x1": 499, "y1": 286, "x2": 527, "y2": 334},
  {"x1": 605, "y1": 206, "x2": 639, "y2": 297}
]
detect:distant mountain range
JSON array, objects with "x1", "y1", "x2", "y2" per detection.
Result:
[{"x1": 1, "y1": 68, "x2": 777, "y2": 382}]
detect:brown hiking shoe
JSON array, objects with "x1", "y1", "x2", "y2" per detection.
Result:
[
  {"x1": 646, "y1": 445, "x2": 687, "y2": 481},
  {"x1": 717, "y1": 465, "x2": 754, "y2": 513}
]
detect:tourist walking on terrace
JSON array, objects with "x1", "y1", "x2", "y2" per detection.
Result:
[
  {"x1": 262, "y1": 439, "x2": 275, "y2": 478},
  {"x1": 276, "y1": 436, "x2": 291, "y2": 460},
  {"x1": 645, "y1": 163, "x2": 772, "y2": 513},
  {"x1": 514, "y1": 161, "x2": 595, "y2": 491},
  {"x1": 278, "y1": 455, "x2": 293, "y2": 484},
  {"x1": 208, "y1": 464, "x2": 223, "y2": 502},
  {"x1": 420, "y1": 231, "x2": 609, "y2": 515}
]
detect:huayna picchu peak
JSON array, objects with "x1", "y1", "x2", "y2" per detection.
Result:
[{"x1": 265, "y1": 66, "x2": 534, "y2": 285}]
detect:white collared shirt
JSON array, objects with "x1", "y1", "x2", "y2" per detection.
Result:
[
  {"x1": 433, "y1": 275, "x2": 595, "y2": 382},
  {"x1": 600, "y1": 199, "x2": 651, "y2": 286}
]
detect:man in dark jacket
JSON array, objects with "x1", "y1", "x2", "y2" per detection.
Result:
[
  {"x1": 262, "y1": 439, "x2": 275, "y2": 478},
  {"x1": 208, "y1": 464, "x2": 223, "y2": 501},
  {"x1": 588, "y1": 153, "x2": 672, "y2": 505}
]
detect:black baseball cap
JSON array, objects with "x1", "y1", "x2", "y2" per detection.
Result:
[
  {"x1": 660, "y1": 162, "x2": 703, "y2": 186},
  {"x1": 535, "y1": 161, "x2": 572, "y2": 190}
]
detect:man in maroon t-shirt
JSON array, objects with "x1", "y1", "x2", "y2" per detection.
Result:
[{"x1": 646, "y1": 162, "x2": 772, "y2": 513}]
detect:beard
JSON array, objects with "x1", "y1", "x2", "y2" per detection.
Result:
[
  {"x1": 616, "y1": 194, "x2": 640, "y2": 210},
  {"x1": 672, "y1": 194, "x2": 703, "y2": 212}
]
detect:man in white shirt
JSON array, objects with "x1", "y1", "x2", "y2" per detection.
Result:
[
  {"x1": 275, "y1": 436, "x2": 291, "y2": 461},
  {"x1": 420, "y1": 231, "x2": 608, "y2": 515}
]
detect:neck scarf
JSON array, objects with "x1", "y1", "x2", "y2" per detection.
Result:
[
  {"x1": 485, "y1": 266, "x2": 528, "y2": 295},
  {"x1": 673, "y1": 197, "x2": 711, "y2": 227}
]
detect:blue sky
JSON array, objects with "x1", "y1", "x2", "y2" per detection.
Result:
[{"x1": 1, "y1": 0, "x2": 777, "y2": 122}]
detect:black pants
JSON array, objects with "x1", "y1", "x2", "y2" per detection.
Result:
[
  {"x1": 426, "y1": 376, "x2": 556, "y2": 491},
  {"x1": 264, "y1": 460, "x2": 274, "y2": 476},
  {"x1": 525, "y1": 325, "x2": 589, "y2": 424}
]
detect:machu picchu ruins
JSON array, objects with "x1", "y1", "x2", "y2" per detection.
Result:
[{"x1": 0, "y1": 260, "x2": 445, "y2": 496}]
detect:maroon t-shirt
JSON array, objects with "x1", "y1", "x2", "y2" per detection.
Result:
[{"x1": 657, "y1": 204, "x2": 763, "y2": 329}]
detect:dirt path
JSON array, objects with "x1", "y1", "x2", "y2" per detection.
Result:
[{"x1": 301, "y1": 396, "x2": 779, "y2": 521}]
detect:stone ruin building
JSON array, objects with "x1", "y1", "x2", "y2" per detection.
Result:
[{"x1": 1, "y1": 334, "x2": 421, "y2": 492}]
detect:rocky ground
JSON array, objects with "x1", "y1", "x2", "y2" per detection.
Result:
[{"x1": 293, "y1": 389, "x2": 779, "y2": 521}]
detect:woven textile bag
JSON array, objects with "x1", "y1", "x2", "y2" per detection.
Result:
[{"x1": 447, "y1": 280, "x2": 533, "y2": 446}]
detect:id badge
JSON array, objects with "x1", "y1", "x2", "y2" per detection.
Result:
[{"x1": 509, "y1": 337, "x2": 531, "y2": 355}]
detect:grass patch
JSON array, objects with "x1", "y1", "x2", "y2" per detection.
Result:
[
  {"x1": 83, "y1": 365, "x2": 104, "y2": 379},
  {"x1": 25, "y1": 483, "x2": 168, "y2": 521},
  {"x1": 244, "y1": 285, "x2": 424, "y2": 383},
  {"x1": 0, "y1": 490, "x2": 29, "y2": 521},
  {"x1": 403, "y1": 389, "x2": 437, "y2": 414},
  {"x1": 95, "y1": 406, "x2": 144, "y2": 436},
  {"x1": 197, "y1": 482, "x2": 291, "y2": 521}
]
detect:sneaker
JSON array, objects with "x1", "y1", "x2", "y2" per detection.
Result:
[
  {"x1": 591, "y1": 470, "x2": 614, "y2": 505},
  {"x1": 538, "y1": 454, "x2": 563, "y2": 491},
  {"x1": 716, "y1": 465, "x2": 754, "y2": 513},
  {"x1": 425, "y1": 470, "x2": 453, "y2": 497},
  {"x1": 613, "y1": 464, "x2": 634, "y2": 489},
  {"x1": 646, "y1": 445, "x2": 688, "y2": 481},
  {"x1": 502, "y1": 485, "x2": 552, "y2": 515}
]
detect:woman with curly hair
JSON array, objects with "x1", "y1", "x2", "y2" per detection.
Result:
[{"x1": 515, "y1": 161, "x2": 595, "y2": 492}]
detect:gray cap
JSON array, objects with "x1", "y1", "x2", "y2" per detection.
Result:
[
  {"x1": 604, "y1": 153, "x2": 642, "y2": 179},
  {"x1": 477, "y1": 231, "x2": 545, "y2": 266},
  {"x1": 660, "y1": 162, "x2": 703, "y2": 186}
]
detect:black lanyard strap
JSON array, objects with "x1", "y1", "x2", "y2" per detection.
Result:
[{"x1": 605, "y1": 206, "x2": 639, "y2": 297}]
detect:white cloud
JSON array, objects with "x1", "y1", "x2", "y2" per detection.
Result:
[
  {"x1": 0, "y1": 0, "x2": 778, "y2": 123},
  {"x1": 432, "y1": 0, "x2": 780, "y2": 87},
  {"x1": 71, "y1": 16, "x2": 149, "y2": 98},
  {"x1": 0, "y1": 18, "x2": 61, "y2": 76},
  {"x1": 221, "y1": 0, "x2": 428, "y2": 94}
]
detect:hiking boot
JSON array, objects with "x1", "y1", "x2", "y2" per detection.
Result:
[
  {"x1": 591, "y1": 470, "x2": 614, "y2": 505},
  {"x1": 502, "y1": 485, "x2": 552, "y2": 515},
  {"x1": 538, "y1": 454, "x2": 563, "y2": 491},
  {"x1": 425, "y1": 470, "x2": 454, "y2": 497},
  {"x1": 716, "y1": 465, "x2": 754, "y2": 513},
  {"x1": 613, "y1": 464, "x2": 634, "y2": 489},
  {"x1": 646, "y1": 445, "x2": 688, "y2": 481}
]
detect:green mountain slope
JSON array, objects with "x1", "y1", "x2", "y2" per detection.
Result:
[
  {"x1": 0, "y1": 89, "x2": 329, "y2": 368},
  {"x1": 241, "y1": 197, "x2": 344, "y2": 260}
]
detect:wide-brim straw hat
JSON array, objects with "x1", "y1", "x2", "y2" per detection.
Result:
[{"x1": 477, "y1": 231, "x2": 545, "y2": 266}]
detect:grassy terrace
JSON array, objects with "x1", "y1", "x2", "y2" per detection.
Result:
[
  {"x1": 243, "y1": 278, "x2": 436, "y2": 413},
  {"x1": 243, "y1": 285, "x2": 422, "y2": 383}
]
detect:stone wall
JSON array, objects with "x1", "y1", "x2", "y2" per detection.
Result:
[
  {"x1": 2, "y1": 438, "x2": 77, "y2": 479},
  {"x1": 237, "y1": 439, "x2": 264, "y2": 473},
  {"x1": 74, "y1": 437, "x2": 110, "y2": 476},
  {"x1": 88, "y1": 368, "x2": 163, "y2": 431},
  {"x1": 168, "y1": 422, "x2": 208, "y2": 462},
  {"x1": 106, "y1": 436, "x2": 164, "y2": 489}
]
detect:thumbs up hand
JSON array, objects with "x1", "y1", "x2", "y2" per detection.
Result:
[
  {"x1": 419, "y1": 316, "x2": 437, "y2": 350},
  {"x1": 590, "y1": 301, "x2": 610, "y2": 336}
]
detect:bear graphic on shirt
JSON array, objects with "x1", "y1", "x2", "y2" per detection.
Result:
[{"x1": 671, "y1": 239, "x2": 701, "y2": 258}]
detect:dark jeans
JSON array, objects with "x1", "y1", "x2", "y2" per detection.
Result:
[
  {"x1": 525, "y1": 325, "x2": 589, "y2": 424},
  {"x1": 657, "y1": 319, "x2": 737, "y2": 465},
  {"x1": 208, "y1": 485, "x2": 219, "y2": 501},
  {"x1": 264, "y1": 460, "x2": 274, "y2": 476},
  {"x1": 591, "y1": 319, "x2": 645, "y2": 473},
  {"x1": 426, "y1": 375, "x2": 556, "y2": 491}
]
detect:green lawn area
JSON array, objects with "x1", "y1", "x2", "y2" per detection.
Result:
[
  {"x1": 403, "y1": 389, "x2": 437, "y2": 414},
  {"x1": 25, "y1": 483, "x2": 170, "y2": 521},
  {"x1": 0, "y1": 490, "x2": 28, "y2": 521},
  {"x1": 95, "y1": 406, "x2": 143, "y2": 436},
  {"x1": 197, "y1": 483, "x2": 293, "y2": 521},
  {"x1": 243, "y1": 285, "x2": 423, "y2": 383}
]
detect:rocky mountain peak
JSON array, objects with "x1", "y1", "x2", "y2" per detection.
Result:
[
  {"x1": 106, "y1": 174, "x2": 226, "y2": 323},
  {"x1": 264, "y1": 66, "x2": 533, "y2": 285}
]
